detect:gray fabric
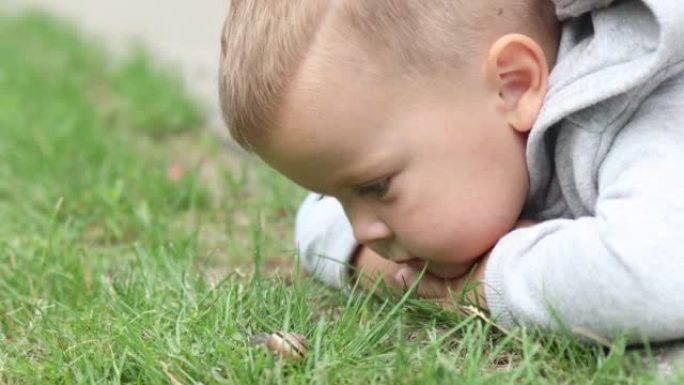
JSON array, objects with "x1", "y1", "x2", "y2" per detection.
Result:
[
  {"x1": 486, "y1": 0, "x2": 684, "y2": 342},
  {"x1": 295, "y1": 0, "x2": 684, "y2": 343},
  {"x1": 554, "y1": 0, "x2": 616, "y2": 20}
]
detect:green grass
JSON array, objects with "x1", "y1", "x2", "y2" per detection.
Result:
[{"x1": 0, "y1": 11, "x2": 676, "y2": 384}]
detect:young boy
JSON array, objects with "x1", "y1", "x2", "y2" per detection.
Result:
[{"x1": 219, "y1": 0, "x2": 684, "y2": 343}]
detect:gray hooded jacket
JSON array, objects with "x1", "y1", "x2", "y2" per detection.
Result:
[{"x1": 294, "y1": 0, "x2": 684, "y2": 342}]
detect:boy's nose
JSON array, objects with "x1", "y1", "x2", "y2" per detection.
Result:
[{"x1": 347, "y1": 207, "x2": 392, "y2": 245}]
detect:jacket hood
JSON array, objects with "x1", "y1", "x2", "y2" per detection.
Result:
[
  {"x1": 526, "y1": 0, "x2": 684, "y2": 210},
  {"x1": 554, "y1": 0, "x2": 616, "y2": 20}
]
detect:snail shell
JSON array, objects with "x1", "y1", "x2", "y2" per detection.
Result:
[{"x1": 263, "y1": 332, "x2": 308, "y2": 362}]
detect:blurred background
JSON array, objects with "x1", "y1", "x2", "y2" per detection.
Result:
[
  {"x1": 0, "y1": 1, "x2": 309, "y2": 379},
  {"x1": 3, "y1": 0, "x2": 230, "y2": 139}
]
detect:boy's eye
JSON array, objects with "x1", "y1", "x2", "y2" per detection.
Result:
[{"x1": 357, "y1": 177, "x2": 392, "y2": 199}]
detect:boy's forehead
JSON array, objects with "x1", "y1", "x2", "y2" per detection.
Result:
[
  {"x1": 292, "y1": 19, "x2": 469, "y2": 112},
  {"x1": 276, "y1": 34, "x2": 397, "y2": 143},
  {"x1": 257, "y1": 119, "x2": 393, "y2": 194},
  {"x1": 295, "y1": 21, "x2": 389, "y2": 96},
  {"x1": 258, "y1": 22, "x2": 442, "y2": 192},
  {"x1": 261, "y1": 62, "x2": 401, "y2": 193}
]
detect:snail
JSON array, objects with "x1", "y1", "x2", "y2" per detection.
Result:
[{"x1": 250, "y1": 332, "x2": 308, "y2": 362}]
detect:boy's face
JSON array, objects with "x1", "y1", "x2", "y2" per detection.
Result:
[{"x1": 258, "y1": 38, "x2": 531, "y2": 279}]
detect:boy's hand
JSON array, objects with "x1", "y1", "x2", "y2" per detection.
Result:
[
  {"x1": 350, "y1": 220, "x2": 536, "y2": 309},
  {"x1": 351, "y1": 246, "x2": 488, "y2": 308}
]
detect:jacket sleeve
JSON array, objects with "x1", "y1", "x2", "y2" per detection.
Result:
[
  {"x1": 554, "y1": 0, "x2": 616, "y2": 20},
  {"x1": 294, "y1": 193, "x2": 358, "y2": 289},
  {"x1": 485, "y1": 76, "x2": 684, "y2": 343}
]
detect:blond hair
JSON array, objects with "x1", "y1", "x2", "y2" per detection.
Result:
[{"x1": 219, "y1": 0, "x2": 557, "y2": 150}]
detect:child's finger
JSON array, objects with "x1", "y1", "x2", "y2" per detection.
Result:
[{"x1": 393, "y1": 266, "x2": 449, "y2": 298}]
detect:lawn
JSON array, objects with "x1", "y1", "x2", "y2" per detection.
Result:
[{"x1": 0, "y1": 12, "x2": 674, "y2": 384}]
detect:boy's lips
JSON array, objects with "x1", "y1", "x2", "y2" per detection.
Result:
[
  {"x1": 369, "y1": 243, "x2": 416, "y2": 263},
  {"x1": 404, "y1": 258, "x2": 473, "y2": 279},
  {"x1": 371, "y1": 244, "x2": 472, "y2": 279},
  {"x1": 406, "y1": 258, "x2": 427, "y2": 270}
]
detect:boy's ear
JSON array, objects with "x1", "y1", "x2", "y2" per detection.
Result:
[{"x1": 483, "y1": 34, "x2": 549, "y2": 133}]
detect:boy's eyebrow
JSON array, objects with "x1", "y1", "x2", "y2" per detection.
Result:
[
  {"x1": 320, "y1": 145, "x2": 397, "y2": 193},
  {"x1": 333, "y1": 160, "x2": 392, "y2": 190}
]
